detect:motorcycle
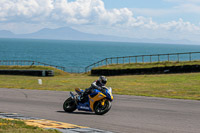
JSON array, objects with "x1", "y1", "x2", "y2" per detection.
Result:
[{"x1": 63, "y1": 86, "x2": 113, "y2": 115}]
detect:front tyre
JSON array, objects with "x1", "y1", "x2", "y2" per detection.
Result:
[
  {"x1": 94, "y1": 100, "x2": 111, "y2": 115},
  {"x1": 63, "y1": 97, "x2": 77, "y2": 112}
]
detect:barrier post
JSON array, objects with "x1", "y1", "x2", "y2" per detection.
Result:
[
  {"x1": 168, "y1": 54, "x2": 170, "y2": 62},
  {"x1": 136, "y1": 57, "x2": 137, "y2": 63},
  {"x1": 177, "y1": 54, "x2": 180, "y2": 62},
  {"x1": 142, "y1": 56, "x2": 144, "y2": 63},
  {"x1": 150, "y1": 56, "x2": 152, "y2": 63}
]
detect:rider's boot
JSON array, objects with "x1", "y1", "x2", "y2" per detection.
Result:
[{"x1": 79, "y1": 89, "x2": 89, "y2": 103}]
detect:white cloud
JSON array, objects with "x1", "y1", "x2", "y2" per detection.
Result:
[
  {"x1": 0, "y1": 0, "x2": 54, "y2": 22},
  {"x1": 174, "y1": 4, "x2": 200, "y2": 14},
  {"x1": 0, "y1": 0, "x2": 200, "y2": 42},
  {"x1": 163, "y1": 0, "x2": 200, "y2": 14},
  {"x1": 160, "y1": 19, "x2": 200, "y2": 32},
  {"x1": 51, "y1": 0, "x2": 135, "y2": 26},
  {"x1": 0, "y1": 0, "x2": 199, "y2": 29},
  {"x1": 131, "y1": 8, "x2": 175, "y2": 17},
  {"x1": 0, "y1": 0, "x2": 137, "y2": 26}
]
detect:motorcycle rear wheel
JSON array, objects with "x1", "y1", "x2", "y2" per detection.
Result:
[
  {"x1": 63, "y1": 97, "x2": 77, "y2": 112},
  {"x1": 94, "y1": 100, "x2": 111, "y2": 115}
]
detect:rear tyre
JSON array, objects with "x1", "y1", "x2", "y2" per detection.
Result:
[
  {"x1": 63, "y1": 97, "x2": 77, "y2": 112},
  {"x1": 94, "y1": 100, "x2": 111, "y2": 115}
]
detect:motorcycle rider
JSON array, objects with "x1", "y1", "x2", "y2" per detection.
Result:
[{"x1": 80, "y1": 76, "x2": 107, "y2": 102}]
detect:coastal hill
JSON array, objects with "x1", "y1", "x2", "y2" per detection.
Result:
[{"x1": 0, "y1": 27, "x2": 194, "y2": 44}]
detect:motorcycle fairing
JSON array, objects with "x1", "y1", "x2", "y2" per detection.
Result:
[
  {"x1": 76, "y1": 88, "x2": 110, "y2": 112},
  {"x1": 89, "y1": 90, "x2": 106, "y2": 111},
  {"x1": 105, "y1": 89, "x2": 114, "y2": 101},
  {"x1": 77, "y1": 102, "x2": 92, "y2": 111}
]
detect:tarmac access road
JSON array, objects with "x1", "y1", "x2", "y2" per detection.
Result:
[{"x1": 0, "y1": 88, "x2": 200, "y2": 133}]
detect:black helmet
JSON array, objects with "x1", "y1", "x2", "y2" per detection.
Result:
[{"x1": 99, "y1": 76, "x2": 107, "y2": 85}]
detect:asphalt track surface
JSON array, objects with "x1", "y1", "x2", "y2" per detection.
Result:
[{"x1": 0, "y1": 88, "x2": 200, "y2": 133}]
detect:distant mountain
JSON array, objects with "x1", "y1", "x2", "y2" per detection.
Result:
[
  {"x1": 0, "y1": 27, "x2": 130, "y2": 42},
  {"x1": 0, "y1": 27, "x2": 197, "y2": 45},
  {"x1": 21, "y1": 27, "x2": 122, "y2": 41},
  {"x1": 0, "y1": 30, "x2": 15, "y2": 38}
]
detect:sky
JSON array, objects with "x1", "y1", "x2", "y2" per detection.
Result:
[{"x1": 1, "y1": 0, "x2": 200, "y2": 43}]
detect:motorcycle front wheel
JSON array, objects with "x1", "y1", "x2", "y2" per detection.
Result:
[
  {"x1": 94, "y1": 100, "x2": 111, "y2": 115},
  {"x1": 63, "y1": 97, "x2": 77, "y2": 112}
]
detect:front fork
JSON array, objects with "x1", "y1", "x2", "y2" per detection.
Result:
[
  {"x1": 70, "y1": 92, "x2": 78, "y2": 105},
  {"x1": 101, "y1": 99, "x2": 106, "y2": 106}
]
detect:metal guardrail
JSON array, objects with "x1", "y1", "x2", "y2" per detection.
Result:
[
  {"x1": 0, "y1": 69, "x2": 54, "y2": 76},
  {"x1": 85, "y1": 52, "x2": 200, "y2": 72},
  {"x1": 0, "y1": 60, "x2": 66, "y2": 71},
  {"x1": 1, "y1": 52, "x2": 200, "y2": 73}
]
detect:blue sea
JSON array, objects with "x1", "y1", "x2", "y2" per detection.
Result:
[{"x1": 1, "y1": 38, "x2": 200, "y2": 72}]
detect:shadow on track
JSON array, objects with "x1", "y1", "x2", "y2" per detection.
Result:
[{"x1": 56, "y1": 111, "x2": 96, "y2": 115}]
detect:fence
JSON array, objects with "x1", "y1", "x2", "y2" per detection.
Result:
[
  {"x1": 0, "y1": 60, "x2": 66, "y2": 71},
  {"x1": 85, "y1": 52, "x2": 200, "y2": 72},
  {"x1": 2, "y1": 52, "x2": 200, "y2": 73}
]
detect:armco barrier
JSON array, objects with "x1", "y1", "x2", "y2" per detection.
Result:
[
  {"x1": 91, "y1": 65, "x2": 200, "y2": 76},
  {"x1": 0, "y1": 70, "x2": 54, "y2": 76}
]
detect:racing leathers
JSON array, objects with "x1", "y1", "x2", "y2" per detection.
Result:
[{"x1": 80, "y1": 80, "x2": 105, "y2": 102}]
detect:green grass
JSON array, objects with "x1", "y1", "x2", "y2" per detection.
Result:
[
  {"x1": 93, "y1": 60, "x2": 200, "y2": 70},
  {"x1": 0, "y1": 64, "x2": 200, "y2": 100},
  {"x1": 109, "y1": 74, "x2": 200, "y2": 100},
  {"x1": 0, "y1": 72, "x2": 200, "y2": 100},
  {"x1": 0, "y1": 118, "x2": 60, "y2": 133}
]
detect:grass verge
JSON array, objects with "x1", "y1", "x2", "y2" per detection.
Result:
[
  {"x1": 0, "y1": 72, "x2": 200, "y2": 100},
  {"x1": 0, "y1": 118, "x2": 60, "y2": 133}
]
